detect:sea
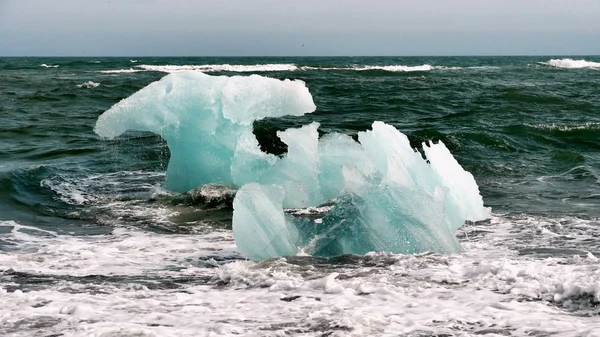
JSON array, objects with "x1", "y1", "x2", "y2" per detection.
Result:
[{"x1": 1, "y1": 56, "x2": 600, "y2": 336}]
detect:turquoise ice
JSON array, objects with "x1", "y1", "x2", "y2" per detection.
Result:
[
  {"x1": 95, "y1": 71, "x2": 490, "y2": 261},
  {"x1": 95, "y1": 71, "x2": 316, "y2": 193}
]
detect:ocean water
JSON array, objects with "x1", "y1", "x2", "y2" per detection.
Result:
[{"x1": 1, "y1": 56, "x2": 600, "y2": 336}]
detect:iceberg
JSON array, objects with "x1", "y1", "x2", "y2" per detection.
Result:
[{"x1": 95, "y1": 71, "x2": 490, "y2": 261}]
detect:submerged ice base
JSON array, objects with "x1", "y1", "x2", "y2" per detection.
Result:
[{"x1": 95, "y1": 71, "x2": 490, "y2": 261}]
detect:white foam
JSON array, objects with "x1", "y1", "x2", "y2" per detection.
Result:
[
  {"x1": 39, "y1": 171, "x2": 188, "y2": 229},
  {"x1": 189, "y1": 184, "x2": 236, "y2": 201},
  {"x1": 41, "y1": 171, "x2": 166, "y2": 205},
  {"x1": 0, "y1": 222, "x2": 236, "y2": 277},
  {"x1": 353, "y1": 64, "x2": 433, "y2": 72},
  {"x1": 300, "y1": 66, "x2": 344, "y2": 71},
  {"x1": 137, "y1": 64, "x2": 299, "y2": 73},
  {"x1": 435, "y1": 65, "x2": 501, "y2": 71},
  {"x1": 97, "y1": 64, "x2": 509, "y2": 75},
  {"x1": 99, "y1": 68, "x2": 142, "y2": 74},
  {"x1": 299, "y1": 65, "x2": 500, "y2": 72},
  {"x1": 284, "y1": 205, "x2": 335, "y2": 215},
  {"x1": 542, "y1": 58, "x2": 600, "y2": 69},
  {"x1": 76, "y1": 81, "x2": 100, "y2": 89},
  {"x1": 40, "y1": 64, "x2": 59, "y2": 68},
  {"x1": 1, "y1": 215, "x2": 600, "y2": 336}
]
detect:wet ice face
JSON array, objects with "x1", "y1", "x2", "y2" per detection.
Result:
[{"x1": 95, "y1": 72, "x2": 489, "y2": 261}]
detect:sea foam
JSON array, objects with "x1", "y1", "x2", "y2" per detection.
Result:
[
  {"x1": 542, "y1": 58, "x2": 600, "y2": 69},
  {"x1": 100, "y1": 69, "x2": 142, "y2": 74},
  {"x1": 354, "y1": 64, "x2": 433, "y2": 72},
  {"x1": 76, "y1": 81, "x2": 100, "y2": 89},
  {"x1": 95, "y1": 71, "x2": 489, "y2": 260},
  {"x1": 137, "y1": 64, "x2": 299, "y2": 73},
  {"x1": 97, "y1": 63, "x2": 507, "y2": 75}
]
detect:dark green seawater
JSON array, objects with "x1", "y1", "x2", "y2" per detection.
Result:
[{"x1": 1, "y1": 56, "x2": 600, "y2": 336}]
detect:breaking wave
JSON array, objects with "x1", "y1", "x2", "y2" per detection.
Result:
[
  {"x1": 353, "y1": 64, "x2": 433, "y2": 72},
  {"x1": 98, "y1": 63, "x2": 504, "y2": 74},
  {"x1": 137, "y1": 64, "x2": 299, "y2": 73},
  {"x1": 76, "y1": 81, "x2": 100, "y2": 89},
  {"x1": 541, "y1": 58, "x2": 600, "y2": 69},
  {"x1": 99, "y1": 68, "x2": 142, "y2": 74}
]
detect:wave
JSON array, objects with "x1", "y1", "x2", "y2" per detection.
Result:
[
  {"x1": 2, "y1": 214, "x2": 599, "y2": 336},
  {"x1": 353, "y1": 64, "x2": 433, "y2": 72},
  {"x1": 436, "y1": 65, "x2": 501, "y2": 71},
  {"x1": 76, "y1": 81, "x2": 100, "y2": 89},
  {"x1": 541, "y1": 58, "x2": 600, "y2": 69},
  {"x1": 301, "y1": 64, "x2": 434, "y2": 72},
  {"x1": 98, "y1": 63, "x2": 506, "y2": 75},
  {"x1": 40, "y1": 64, "x2": 59, "y2": 68},
  {"x1": 137, "y1": 64, "x2": 299, "y2": 73},
  {"x1": 99, "y1": 68, "x2": 142, "y2": 74}
]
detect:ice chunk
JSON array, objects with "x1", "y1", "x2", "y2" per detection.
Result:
[
  {"x1": 95, "y1": 71, "x2": 316, "y2": 192},
  {"x1": 232, "y1": 122, "x2": 485, "y2": 260}
]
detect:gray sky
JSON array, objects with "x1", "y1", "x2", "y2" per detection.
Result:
[{"x1": 1, "y1": 0, "x2": 599, "y2": 56}]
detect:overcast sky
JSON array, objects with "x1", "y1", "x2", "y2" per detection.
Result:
[{"x1": 1, "y1": 0, "x2": 599, "y2": 56}]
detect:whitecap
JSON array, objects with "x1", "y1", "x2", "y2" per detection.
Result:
[
  {"x1": 300, "y1": 66, "x2": 343, "y2": 71},
  {"x1": 353, "y1": 64, "x2": 433, "y2": 72},
  {"x1": 76, "y1": 81, "x2": 100, "y2": 89},
  {"x1": 136, "y1": 63, "x2": 299, "y2": 73},
  {"x1": 541, "y1": 58, "x2": 600, "y2": 69},
  {"x1": 99, "y1": 68, "x2": 142, "y2": 74},
  {"x1": 435, "y1": 65, "x2": 501, "y2": 70},
  {"x1": 40, "y1": 64, "x2": 59, "y2": 68}
]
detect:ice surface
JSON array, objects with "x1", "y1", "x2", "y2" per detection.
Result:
[
  {"x1": 95, "y1": 71, "x2": 316, "y2": 192},
  {"x1": 95, "y1": 72, "x2": 490, "y2": 261},
  {"x1": 232, "y1": 183, "x2": 301, "y2": 261}
]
